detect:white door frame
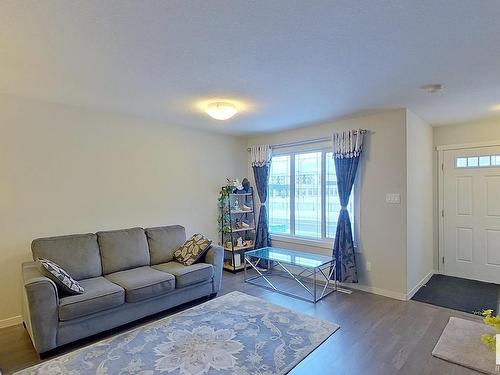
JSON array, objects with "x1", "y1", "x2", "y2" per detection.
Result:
[{"x1": 437, "y1": 140, "x2": 500, "y2": 274}]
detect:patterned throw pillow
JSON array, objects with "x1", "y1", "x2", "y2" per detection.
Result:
[
  {"x1": 38, "y1": 258, "x2": 85, "y2": 295},
  {"x1": 174, "y1": 234, "x2": 212, "y2": 266}
]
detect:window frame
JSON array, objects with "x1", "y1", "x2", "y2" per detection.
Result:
[
  {"x1": 455, "y1": 155, "x2": 500, "y2": 169},
  {"x1": 267, "y1": 146, "x2": 359, "y2": 246}
]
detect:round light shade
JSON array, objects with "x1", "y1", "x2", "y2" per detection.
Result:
[{"x1": 206, "y1": 102, "x2": 237, "y2": 120}]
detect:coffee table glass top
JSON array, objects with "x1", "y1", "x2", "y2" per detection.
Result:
[{"x1": 245, "y1": 247, "x2": 334, "y2": 268}]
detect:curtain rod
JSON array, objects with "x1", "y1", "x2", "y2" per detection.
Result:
[{"x1": 247, "y1": 129, "x2": 368, "y2": 151}]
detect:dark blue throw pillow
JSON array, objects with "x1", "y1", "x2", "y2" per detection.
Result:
[{"x1": 38, "y1": 257, "x2": 84, "y2": 295}]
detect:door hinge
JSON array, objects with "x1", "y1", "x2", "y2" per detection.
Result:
[
  {"x1": 441, "y1": 209, "x2": 444, "y2": 218},
  {"x1": 441, "y1": 163, "x2": 444, "y2": 171},
  {"x1": 442, "y1": 256, "x2": 445, "y2": 264}
]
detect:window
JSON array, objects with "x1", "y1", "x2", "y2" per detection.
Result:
[
  {"x1": 268, "y1": 150, "x2": 355, "y2": 240},
  {"x1": 268, "y1": 155, "x2": 291, "y2": 234},
  {"x1": 456, "y1": 155, "x2": 500, "y2": 168},
  {"x1": 295, "y1": 152, "x2": 322, "y2": 237}
]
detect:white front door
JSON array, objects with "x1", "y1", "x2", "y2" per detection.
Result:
[{"x1": 443, "y1": 146, "x2": 500, "y2": 284}]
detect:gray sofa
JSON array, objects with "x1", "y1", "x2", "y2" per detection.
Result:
[{"x1": 21, "y1": 225, "x2": 223, "y2": 354}]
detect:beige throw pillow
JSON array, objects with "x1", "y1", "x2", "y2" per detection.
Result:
[{"x1": 174, "y1": 234, "x2": 212, "y2": 266}]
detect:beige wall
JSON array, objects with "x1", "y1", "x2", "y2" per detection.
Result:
[
  {"x1": 0, "y1": 98, "x2": 445, "y2": 323},
  {"x1": 432, "y1": 116, "x2": 500, "y2": 273},
  {"x1": 406, "y1": 110, "x2": 434, "y2": 295},
  {"x1": 247, "y1": 110, "x2": 409, "y2": 299},
  {"x1": 0, "y1": 94, "x2": 247, "y2": 324},
  {"x1": 434, "y1": 116, "x2": 500, "y2": 146}
]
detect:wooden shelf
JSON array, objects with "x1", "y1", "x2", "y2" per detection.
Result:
[
  {"x1": 224, "y1": 244, "x2": 254, "y2": 252},
  {"x1": 231, "y1": 210, "x2": 253, "y2": 214},
  {"x1": 223, "y1": 263, "x2": 251, "y2": 272},
  {"x1": 230, "y1": 227, "x2": 255, "y2": 233},
  {"x1": 229, "y1": 192, "x2": 252, "y2": 196}
]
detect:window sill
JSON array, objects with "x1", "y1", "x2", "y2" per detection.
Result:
[{"x1": 270, "y1": 234, "x2": 333, "y2": 250}]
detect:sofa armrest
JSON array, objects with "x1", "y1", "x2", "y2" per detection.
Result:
[
  {"x1": 202, "y1": 245, "x2": 224, "y2": 293},
  {"x1": 22, "y1": 261, "x2": 59, "y2": 353}
]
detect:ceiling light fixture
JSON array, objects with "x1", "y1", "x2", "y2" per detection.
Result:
[
  {"x1": 206, "y1": 102, "x2": 238, "y2": 120},
  {"x1": 421, "y1": 84, "x2": 443, "y2": 93}
]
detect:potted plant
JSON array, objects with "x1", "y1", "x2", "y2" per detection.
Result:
[
  {"x1": 480, "y1": 309, "x2": 500, "y2": 350},
  {"x1": 217, "y1": 185, "x2": 233, "y2": 245}
]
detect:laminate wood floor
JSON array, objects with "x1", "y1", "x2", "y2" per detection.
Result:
[{"x1": 0, "y1": 271, "x2": 483, "y2": 375}]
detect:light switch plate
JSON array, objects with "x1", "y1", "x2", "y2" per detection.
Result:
[{"x1": 386, "y1": 193, "x2": 401, "y2": 204}]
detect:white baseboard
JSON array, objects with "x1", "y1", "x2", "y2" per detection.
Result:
[
  {"x1": 406, "y1": 271, "x2": 434, "y2": 300},
  {"x1": 339, "y1": 282, "x2": 407, "y2": 301},
  {"x1": 0, "y1": 315, "x2": 22, "y2": 329},
  {"x1": 275, "y1": 265, "x2": 409, "y2": 301}
]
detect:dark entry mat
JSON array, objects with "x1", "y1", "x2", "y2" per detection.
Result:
[{"x1": 412, "y1": 274, "x2": 500, "y2": 315}]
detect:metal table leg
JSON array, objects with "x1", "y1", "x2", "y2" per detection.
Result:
[{"x1": 244, "y1": 257, "x2": 338, "y2": 303}]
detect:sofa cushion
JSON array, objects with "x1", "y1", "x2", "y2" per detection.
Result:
[
  {"x1": 32, "y1": 233, "x2": 102, "y2": 280},
  {"x1": 173, "y1": 234, "x2": 212, "y2": 266},
  {"x1": 105, "y1": 266, "x2": 175, "y2": 303},
  {"x1": 58, "y1": 277, "x2": 125, "y2": 321},
  {"x1": 38, "y1": 258, "x2": 84, "y2": 295},
  {"x1": 97, "y1": 228, "x2": 150, "y2": 274},
  {"x1": 145, "y1": 225, "x2": 186, "y2": 265},
  {"x1": 152, "y1": 261, "x2": 214, "y2": 288}
]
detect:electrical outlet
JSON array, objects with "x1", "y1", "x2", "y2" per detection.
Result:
[
  {"x1": 386, "y1": 193, "x2": 401, "y2": 204},
  {"x1": 366, "y1": 261, "x2": 371, "y2": 272}
]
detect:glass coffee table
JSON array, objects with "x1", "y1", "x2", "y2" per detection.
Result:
[{"x1": 244, "y1": 247, "x2": 337, "y2": 303}]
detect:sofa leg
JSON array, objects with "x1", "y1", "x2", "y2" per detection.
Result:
[
  {"x1": 209, "y1": 293, "x2": 217, "y2": 300},
  {"x1": 39, "y1": 347, "x2": 59, "y2": 360},
  {"x1": 22, "y1": 321, "x2": 26, "y2": 329},
  {"x1": 39, "y1": 352, "x2": 50, "y2": 360}
]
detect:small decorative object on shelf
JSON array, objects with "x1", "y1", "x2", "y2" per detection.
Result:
[
  {"x1": 218, "y1": 179, "x2": 256, "y2": 273},
  {"x1": 227, "y1": 178, "x2": 246, "y2": 194},
  {"x1": 237, "y1": 237, "x2": 244, "y2": 247},
  {"x1": 242, "y1": 178, "x2": 251, "y2": 193}
]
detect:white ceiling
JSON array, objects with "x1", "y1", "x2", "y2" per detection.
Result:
[{"x1": 1, "y1": 1, "x2": 500, "y2": 135}]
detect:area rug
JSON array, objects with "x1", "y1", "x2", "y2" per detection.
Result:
[
  {"x1": 15, "y1": 291, "x2": 339, "y2": 375},
  {"x1": 412, "y1": 274, "x2": 500, "y2": 315},
  {"x1": 432, "y1": 317, "x2": 497, "y2": 374}
]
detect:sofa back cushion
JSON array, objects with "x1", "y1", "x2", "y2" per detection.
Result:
[
  {"x1": 145, "y1": 225, "x2": 186, "y2": 265},
  {"x1": 97, "y1": 227, "x2": 150, "y2": 274},
  {"x1": 31, "y1": 233, "x2": 102, "y2": 280}
]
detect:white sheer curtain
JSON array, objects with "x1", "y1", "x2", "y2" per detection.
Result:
[
  {"x1": 332, "y1": 129, "x2": 364, "y2": 159},
  {"x1": 250, "y1": 145, "x2": 272, "y2": 167}
]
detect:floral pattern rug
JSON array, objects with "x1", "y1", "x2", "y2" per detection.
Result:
[{"x1": 15, "y1": 291, "x2": 339, "y2": 375}]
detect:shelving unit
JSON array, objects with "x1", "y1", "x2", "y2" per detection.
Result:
[
  {"x1": 224, "y1": 244, "x2": 254, "y2": 252},
  {"x1": 230, "y1": 227, "x2": 256, "y2": 233},
  {"x1": 219, "y1": 187, "x2": 256, "y2": 273}
]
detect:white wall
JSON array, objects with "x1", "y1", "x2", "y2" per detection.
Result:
[
  {"x1": 406, "y1": 110, "x2": 434, "y2": 296},
  {"x1": 247, "y1": 110, "x2": 409, "y2": 299},
  {"x1": 0, "y1": 94, "x2": 247, "y2": 324}
]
